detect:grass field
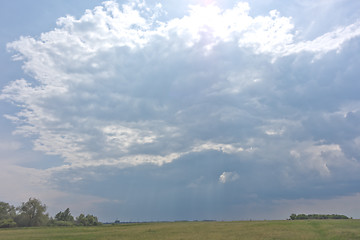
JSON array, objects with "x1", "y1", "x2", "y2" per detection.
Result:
[{"x1": 0, "y1": 220, "x2": 360, "y2": 240}]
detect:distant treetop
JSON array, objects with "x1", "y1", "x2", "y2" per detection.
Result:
[{"x1": 289, "y1": 214, "x2": 350, "y2": 220}]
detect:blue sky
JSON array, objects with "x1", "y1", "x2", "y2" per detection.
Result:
[{"x1": 1, "y1": 0, "x2": 360, "y2": 222}]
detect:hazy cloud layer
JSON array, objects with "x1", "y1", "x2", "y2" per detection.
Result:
[{"x1": 2, "y1": 0, "x2": 360, "y2": 221}]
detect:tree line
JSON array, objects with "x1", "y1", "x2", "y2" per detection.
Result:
[
  {"x1": 289, "y1": 213, "x2": 350, "y2": 220},
  {"x1": 0, "y1": 198, "x2": 100, "y2": 228}
]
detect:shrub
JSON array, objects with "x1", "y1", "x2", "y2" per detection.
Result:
[{"x1": 0, "y1": 219, "x2": 17, "y2": 228}]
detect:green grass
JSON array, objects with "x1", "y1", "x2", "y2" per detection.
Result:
[{"x1": 1, "y1": 220, "x2": 360, "y2": 240}]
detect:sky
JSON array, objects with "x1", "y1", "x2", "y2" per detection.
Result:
[{"x1": 1, "y1": 0, "x2": 360, "y2": 222}]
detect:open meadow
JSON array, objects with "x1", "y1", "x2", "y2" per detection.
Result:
[{"x1": 0, "y1": 220, "x2": 360, "y2": 240}]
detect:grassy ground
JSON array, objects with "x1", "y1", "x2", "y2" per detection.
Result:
[{"x1": 0, "y1": 220, "x2": 360, "y2": 240}]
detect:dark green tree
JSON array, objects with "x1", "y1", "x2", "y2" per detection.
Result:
[{"x1": 55, "y1": 208, "x2": 74, "y2": 222}]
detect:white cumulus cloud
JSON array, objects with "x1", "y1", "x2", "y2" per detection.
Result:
[
  {"x1": 1, "y1": 0, "x2": 360, "y2": 171},
  {"x1": 219, "y1": 171, "x2": 240, "y2": 183}
]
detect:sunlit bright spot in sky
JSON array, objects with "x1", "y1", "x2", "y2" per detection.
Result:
[{"x1": 201, "y1": 0, "x2": 215, "y2": 5}]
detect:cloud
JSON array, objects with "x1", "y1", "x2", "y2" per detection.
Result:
[
  {"x1": 2, "y1": 0, "x2": 359, "y2": 169},
  {"x1": 290, "y1": 142, "x2": 345, "y2": 177},
  {"x1": 284, "y1": 20, "x2": 360, "y2": 58},
  {"x1": 1, "y1": 0, "x2": 360, "y2": 221},
  {"x1": 219, "y1": 171, "x2": 239, "y2": 183}
]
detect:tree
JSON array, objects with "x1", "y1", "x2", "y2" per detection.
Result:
[
  {"x1": 55, "y1": 208, "x2": 74, "y2": 222},
  {"x1": 15, "y1": 198, "x2": 49, "y2": 227},
  {"x1": 76, "y1": 213, "x2": 86, "y2": 226},
  {"x1": 0, "y1": 202, "x2": 16, "y2": 228},
  {"x1": 289, "y1": 213, "x2": 350, "y2": 220},
  {"x1": 85, "y1": 214, "x2": 99, "y2": 226},
  {"x1": 0, "y1": 202, "x2": 16, "y2": 220},
  {"x1": 76, "y1": 213, "x2": 101, "y2": 226}
]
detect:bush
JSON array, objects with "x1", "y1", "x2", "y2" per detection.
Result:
[
  {"x1": 0, "y1": 219, "x2": 17, "y2": 228},
  {"x1": 51, "y1": 220, "x2": 75, "y2": 227}
]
